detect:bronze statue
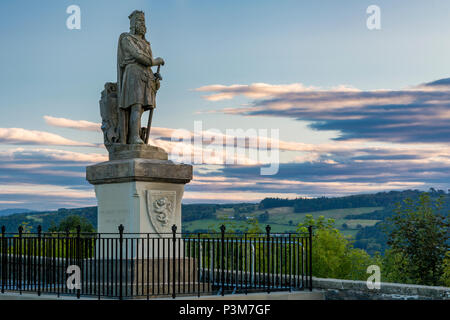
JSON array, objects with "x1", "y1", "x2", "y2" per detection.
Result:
[{"x1": 100, "y1": 10, "x2": 164, "y2": 150}]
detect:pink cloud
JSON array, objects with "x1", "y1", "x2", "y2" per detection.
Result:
[
  {"x1": 0, "y1": 128, "x2": 98, "y2": 147},
  {"x1": 0, "y1": 148, "x2": 108, "y2": 163},
  {"x1": 44, "y1": 116, "x2": 101, "y2": 132},
  {"x1": 195, "y1": 83, "x2": 319, "y2": 101}
]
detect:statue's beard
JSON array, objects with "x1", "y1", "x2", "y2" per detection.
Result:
[{"x1": 135, "y1": 25, "x2": 146, "y2": 36}]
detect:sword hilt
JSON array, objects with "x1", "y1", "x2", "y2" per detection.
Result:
[{"x1": 154, "y1": 65, "x2": 163, "y2": 81}]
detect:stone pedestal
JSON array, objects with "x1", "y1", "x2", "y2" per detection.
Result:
[
  {"x1": 86, "y1": 258, "x2": 210, "y2": 297},
  {"x1": 86, "y1": 144, "x2": 192, "y2": 235},
  {"x1": 108, "y1": 144, "x2": 168, "y2": 161}
]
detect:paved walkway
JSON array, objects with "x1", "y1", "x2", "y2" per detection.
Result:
[{"x1": 0, "y1": 290, "x2": 324, "y2": 300}]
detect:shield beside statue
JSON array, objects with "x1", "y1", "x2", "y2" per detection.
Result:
[
  {"x1": 146, "y1": 190, "x2": 177, "y2": 234},
  {"x1": 99, "y1": 82, "x2": 120, "y2": 152}
]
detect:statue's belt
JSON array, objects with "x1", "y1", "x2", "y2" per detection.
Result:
[{"x1": 122, "y1": 63, "x2": 156, "y2": 83}]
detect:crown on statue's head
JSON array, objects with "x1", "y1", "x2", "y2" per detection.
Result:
[{"x1": 129, "y1": 10, "x2": 145, "y2": 23}]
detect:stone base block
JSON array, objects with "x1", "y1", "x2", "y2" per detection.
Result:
[
  {"x1": 82, "y1": 258, "x2": 214, "y2": 297},
  {"x1": 85, "y1": 258, "x2": 197, "y2": 283},
  {"x1": 86, "y1": 158, "x2": 192, "y2": 185},
  {"x1": 86, "y1": 158, "x2": 192, "y2": 235},
  {"x1": 108, "y1": 144, "x2": 168, "y2": 161}
]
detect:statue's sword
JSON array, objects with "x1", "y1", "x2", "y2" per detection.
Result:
[
  {"x1": 145, "y1": 65, "x2": 162, "y2": 144},
  {"x1": 145, "y1": 108, "x2": 154, "y2": 144}
]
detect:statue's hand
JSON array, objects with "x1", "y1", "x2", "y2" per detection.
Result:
[{"x1": 153, "y1": 57, "x2": 165, "y2": 66}]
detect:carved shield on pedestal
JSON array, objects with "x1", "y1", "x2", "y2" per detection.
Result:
[{"x1": 146, "y1": 190, "x2": 177, "y2": 234}]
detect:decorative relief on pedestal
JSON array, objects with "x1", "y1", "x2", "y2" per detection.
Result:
[{"x1": 146, "y1": 190, "x2": 176, "y2": 233}]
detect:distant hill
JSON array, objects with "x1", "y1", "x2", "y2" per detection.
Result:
[
  {"x1": 0, "y1": 207, "x2": 97, "y2": 233},
  {"x1": 259, "y1": 189, "x2": 449, "y2": 214},
  {"x1": 0, "y1": 208, "x2": 32, "y2": 217}
]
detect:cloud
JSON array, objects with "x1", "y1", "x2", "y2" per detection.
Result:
[
  {"x1": 0, "y1": 148, "x2": 106, "y2": 189},
  {"x1": 0, "y1": 148, "x2": 104, "y2": 209},
  {"x1": 42, "y1": 115, "x2": 341, "y2": 156},
  {"x1": 0, "y1": 183, "x2": 94, "y2": 199},
  {"x1": 195, "y1": 83, "x2": 321, "y2": 101},
  {"x1": 0, "y1": 141, "x2": 448, "y2": 209},
  {"x1": 0, "y1": 148, "x2": 107, "y2": 163},
  {"x1": 186, "y1": 155, "x2": 449, "y2": 199},
  {"x1": 183, "y1": 191, "x2": 301, "y2": 203},
  {"x1": 44, "y1": 116, "x2": 101, "y2": 132},
  {"x1": 0, "y1": 200, "x2": 24, "y2": 204},
  {"x1": 0, "y1": 128, "x2": 98, "y2": 147},
  {"x1": 42, "y1": 116, "x2": 313, "y2": 164},
  {"x1": 40, "y1": 115, "x2": 450, "y2": 170},
  {"x1": 0, "y1": 183, "x2": 96, "y2": 210},
  {"x1": 43, "y1": 115, "x2": 181, "y2": 138},
  {"x1": 198, "y1": 78, "x2": 450, "y2": 144}
]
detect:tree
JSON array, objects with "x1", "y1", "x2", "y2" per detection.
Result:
[
  {"x1": 441, "y1": 252, "x2": 450, "y2": 287},
  {"x1": 48, "y1": 215, "x2": 95, "y2": 233},
  {"x1": 297, "y1": 215, "x2": 379, "y2": 280},
  {"x1": 207, "y1": 216, "x2": 262, "y2": 235},
  {"x1": 383, "y1": 193, "x2": 449, "y2": 286},
  {"x1": 259, "y1": 211, "x2": 269, "y2": 223}
]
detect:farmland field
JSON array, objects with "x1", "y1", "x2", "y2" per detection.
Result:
[{"x1": 182, "y1": 206, "x2": 383, "y2": 237}]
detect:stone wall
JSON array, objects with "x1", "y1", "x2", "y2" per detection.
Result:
[{"x1": 313, "y1": 277, "x2": 450, "y2": 300}]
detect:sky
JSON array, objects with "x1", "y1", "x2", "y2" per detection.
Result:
[{"x1": 0, "y1": 0, "x2": 449, "y2": 210}]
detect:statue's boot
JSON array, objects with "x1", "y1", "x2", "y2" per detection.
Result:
[
  {"x1": 130, "y1": 135, "x2": 144, "y2": 144},
  {"x1": 129, "y1": 104, "x2": 144, "y2": 144}
]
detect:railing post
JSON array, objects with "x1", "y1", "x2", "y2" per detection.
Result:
[
  {"x1": 18, "y1": 226, "x2": 23, "y2": 294},
  {"x1": 57, "y1": 231, "x2": 61, "y2": 298},
  {"x1": 265, "y1": 225, "x2": 271, "y2": 294},
  {"x1": 76, "y1": 225, "x2": 81, "y2": 299},
  {"x1": 288, "y1": 233, "x2": 292, "y2": 292},
  {"x1": 220, "y1": 225, "x2": 225, "y2": 296},
  {"x1": 197, "y1": 232, "x2": 200, "y2": 298},
  {"x1": 308, "y1": 225, "x2": 313, "y2": 291},
  {"x1": 244, "y1": 232, "x2": 247, "y2": 295},
  {"x1": 65, "y1": 227, "x2": 69, "y2": 297},
  {"x1": 118, "y1": 224, "x2": 124, "y2": 300},
  {"x1": 172, "y1": 224, "x2": 177, "y2": 299},
  {"x1": 1, "y1": 226, "x2": 5, "y2": 294},
  {"x1": 37, "y1": 225, "x2": 41, "y2": 296}
]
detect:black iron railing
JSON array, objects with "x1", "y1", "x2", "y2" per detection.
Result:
[{"x1": 0, "y1": 224, "x2": 312, "y2": 299}]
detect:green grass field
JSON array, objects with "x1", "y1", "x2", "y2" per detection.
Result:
[
  {"x1": 183, "y1": 206, "x2": 383, "y2": 237},
  {"x1": 25, "y1": 215, "x2": 43, "y2": 223}
]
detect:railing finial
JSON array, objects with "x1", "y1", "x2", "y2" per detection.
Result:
[{"x1": 266, "y1": 225, "x2": 271, "y2": 236}]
